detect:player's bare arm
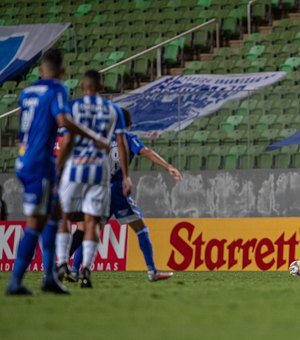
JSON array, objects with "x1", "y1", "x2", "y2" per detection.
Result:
[
  {"x1": 139, "y1": 147, "x2": 182, "y2": 181},
  {"x1": 56, "y1": 132, "x2": 73, "y2": 172},
  {"x1": 116, "y1": 134, "x2": 132, "y2": 196},
  {"x1": 56, "y1": 114, "x2": 110, "y2": 154}
]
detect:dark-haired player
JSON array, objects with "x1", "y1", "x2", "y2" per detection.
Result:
[
  {"x1": 6, "y1": 50, "x2": 109, "y2": 296},
  {"x1": 56, "y1": 70, "x2": 131, "y2": 288},
  {"x1": 71, "y1": 108, "x2": 182, "y2": 282}
]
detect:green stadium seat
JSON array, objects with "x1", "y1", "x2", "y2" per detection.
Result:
[
  {"x1": 223, "y1": 130, "x2": 244, "y2": 145},
  {"x1": 171, "y1": 154, "x2": 187, "y2": 170},
  {"x1": 206, "y1": 154, "x2": 221, "y2": 170},
  {"x1": 292, "y1": 153, "x2": 300, "y2": 168},
  {"x1": 106, "y1": 51, "x2": 125, "y2": 66},
  {"x1": 1, "y1": 81, "x2": 17, "y2": 93},
  {"x1": 74, "y1": 4, "x2": 92, "y2": 17},
  {"x1": 164, "y1": 37, "x2": 185, "y2": 64},
  {"x1": 274, "y1": 153, "x2": 291, "y2": 169},
  {"x1": 64, "y1": 79, "x2": 79, "y2": 92},
  {"x1": 257, "y1": 153, "x2": 273, "y2": 169},
  {"x1": 187, "y1": 155, "x2": 202, "y2": 170},
  {"x1": 252, "y1": 2, "x2": 268, "y2": 21},
  {"x1": 223, "y1": 17, "x2": 238, "y2": 35},
  {"x1": 224, "y1": 154, "x2": 238, "y2": 170},
  {"x1": 279, "y1": 57, "x2": 300, "y2": 73},
  {"x1": 245, "y1": 45, "x2": 266, "y2": 60},
  {"x1": 244, "y1": 33, "x2": 263, "y2": 47},
  {"x1": 191, "y1": 130, "x2": 210, "y2": 144}
]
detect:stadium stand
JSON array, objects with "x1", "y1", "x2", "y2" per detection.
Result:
[{"x1": 1, "y1": 0, "x2": 300, "y2": 172}]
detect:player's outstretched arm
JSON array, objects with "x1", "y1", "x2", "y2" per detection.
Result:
[
  {"x1": 56, "y1": 114, "x2": 110, "y2": 153},
  {"x1": 139, "y1": 147, "x2": 182, "y2": 181},
  {"x1": 116, "y1": 134, "x2": 132, "y2": 196}
]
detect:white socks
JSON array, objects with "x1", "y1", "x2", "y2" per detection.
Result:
[
  {"x1": 82, "y1": 240, "x2": 98, "y2": 269},
  {"x1": 56, "y1": 233, "x2": 72, "y2": 265}
]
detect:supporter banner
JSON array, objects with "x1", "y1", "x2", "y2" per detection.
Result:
[
  {"x1": 0, "y1": 220, "x2": 128, "y2": 272},
  {"x1": 114, "y1": 73, "x2": 286, "y2": 137},
  {"x1": 0, "y1": 24, "x2": 69, "y2": 85},
  {"x1": 127, "y1": 218, "x2": 300, "y2": 271}
]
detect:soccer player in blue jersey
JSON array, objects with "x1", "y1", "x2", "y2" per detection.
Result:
[
  {"x1": 70, "y1": 108, "x2": 182, "y2": 282},
  {"x1": 56, "y1": 70, "x2": 131, "y2": 288},
  {"x1": 6, "y1": 50, "x2": 110, "y2": 296}
]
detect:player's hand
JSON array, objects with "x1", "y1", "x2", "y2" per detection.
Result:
[
  {"x1": 168, "y1": 166, "x2": 182, "y2": 181},
  {"x1": 95, "y1": 138, "x2": 110, "y2": 154},
  {"x1": 122, "y1": 176, "x2": 132, "y2": 197}
]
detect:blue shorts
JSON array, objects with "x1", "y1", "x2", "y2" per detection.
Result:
[
  {"x1": 17, "y1": 171, "x2": 55, "y2": 216},
  {"x1": 110, "y1": 181, "x2": 143, "y2": 224}
]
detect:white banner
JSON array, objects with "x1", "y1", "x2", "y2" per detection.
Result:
[{"x1": 114, "y1": 72, "x2": 286, "y2": 137}]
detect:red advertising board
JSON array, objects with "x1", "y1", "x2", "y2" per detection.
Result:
[{"x1": 0, "y1": 220, "x2": 128, "y2": 272}]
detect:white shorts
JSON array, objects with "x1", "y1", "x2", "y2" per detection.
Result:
[{"x1": 59, "y1": 180, "x2": 110, "y2": 219}]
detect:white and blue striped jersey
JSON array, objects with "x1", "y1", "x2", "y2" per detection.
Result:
[{"x1": 62, "y1": 96, "x2": 125, "y2": 185}]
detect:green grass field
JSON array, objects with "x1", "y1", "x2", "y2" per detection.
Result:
[{"x1": 0, "y1": 271, "x2": 300, "y2": 340}]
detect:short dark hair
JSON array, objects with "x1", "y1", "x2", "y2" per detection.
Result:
[
  {"x1": 83, "y1": 70, "x2": 101, "y2": 91},
  {"x1": 121, "y1": 107, "x2": 132, "y2": 128},
  {"x1": 39, "y1": 48, "x2": 64, "y2": 73}
]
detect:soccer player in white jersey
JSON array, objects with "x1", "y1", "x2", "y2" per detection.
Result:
[
  {"x1": 69, "y1": 108, "x2": 182, "y2": 281},
  {"x1": 6, "y1": 50, "x2": 110, "y2": 296},
  {"x1": 57, "y1": 70, "x2": 131, "y2": 288}
]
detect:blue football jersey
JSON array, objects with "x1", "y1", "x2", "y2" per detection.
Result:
[
  {"x1": 110, "y1": 132, "x2": 145, "y2": 183},
  {"x1": 62, "y1": 96, "x2": 125, "y2": 185},
  {"x1": 16, "y1": 79, "x2": 70, "y2": 178}
]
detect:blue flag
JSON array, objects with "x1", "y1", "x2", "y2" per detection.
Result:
[
  {"x1": 0, "y1": 24, "x2": 69, "y2": 85},
  {"x1": 266, "y1": 131, "x2": 300, "y2": 151}
]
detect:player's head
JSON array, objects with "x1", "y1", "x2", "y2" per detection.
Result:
[
  {"x1": 81, "y1": 70, "x2": 102, "y2": 94},
  {"x1": 121, "y1": 107, "x2": 132, "y2": 129},
  {"x1": 39, "y1": 48, "x2": 65, "y2": 79}
]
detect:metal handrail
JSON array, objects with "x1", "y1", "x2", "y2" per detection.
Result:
[
  {"x1": 0, "y1": 18, "x2": 219, "y2": 122},
  {"x1": 99, "y1": 18, "x2": 219, "y2": 78},
  {"x1": 247, "y1": 0, "x2": 258, "y2": 35}
]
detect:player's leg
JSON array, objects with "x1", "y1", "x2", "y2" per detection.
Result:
[
  {"x1": 6, "y1": 176, "x2": 63, "y2": 295},
  {"x1": 111, "y1": 182, "x2": 173, "y2": 282},
  {"x1": 56, "y1": 216, "x2": 70, "y2": 265},
  {"x1": 69, "y1": 217, "x2": 85, "y2": 257},
  {"x1": 81, "y1": 213, "x2": 99, "y2": 288},
  {"x1": 41, "y1": 197, "x2": 70, "y2": 294},
  {"x1": 80, "y1": 184, "x2": 110, "y2": 288},
  {"x1": 7, "y1": 214, "x2": 47, "y2": 295},
  {"x1": 129, "y1": 218, "x2": 173, "y2": 282},
  {"x1": 71, "y1": 244, "x2": 83, "y2": 278},
  {"x1": 42, "y1": 195, "x2": 60, "y2": 278},
  {"x1": 69, "y1": 220, "x2": 84, "y2": 278},
  {"x1": 56, "y1": 180, "x2": 82, "y2": 281}
]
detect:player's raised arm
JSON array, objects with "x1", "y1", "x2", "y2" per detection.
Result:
[{"x1": 139, "y1": 146, "x2": 182, "y2": 181}]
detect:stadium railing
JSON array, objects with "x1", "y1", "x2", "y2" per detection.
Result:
[
  {"x1": 98, "y1": 18, "x2": 219, "y2": 79},
  {"x1": 248, "y1": 0, "x2": 259, "y2": 35}
]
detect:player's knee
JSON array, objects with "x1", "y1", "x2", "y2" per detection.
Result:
[{"x1": 129, "y1": 219, "x2": 145, "y2": 232}]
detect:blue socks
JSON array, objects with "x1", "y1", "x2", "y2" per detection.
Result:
[
  {"x1": 71, "y1": 244, "x2": 83, "y2": 275},
  {"x1": 42, "y1": 220, "x2": 59, "y2": 279},
  {"x1": 137, "y1": 226, "x2": 156, "y2": 272},
  {"x1": 10, "y1": 228, "x2": 40, "y2": 286}
]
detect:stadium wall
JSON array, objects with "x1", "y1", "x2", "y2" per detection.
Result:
[{"x1": 2, "y1": 170, "x2": 300, "y2": 220}]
